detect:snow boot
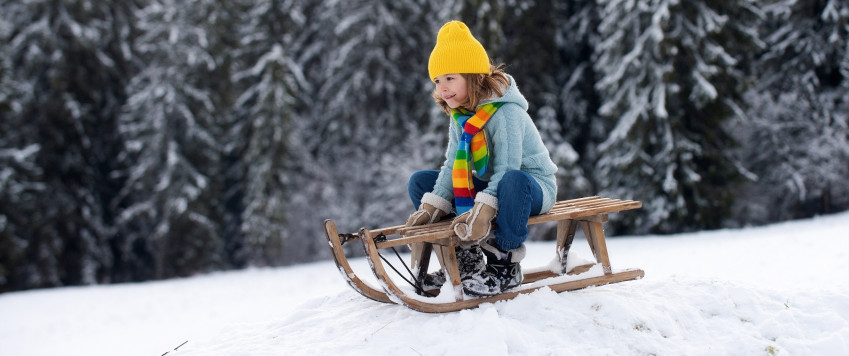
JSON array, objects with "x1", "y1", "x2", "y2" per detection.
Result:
[
  {"x1": 462, "y1": 238, "x2": 526, "y2": 297},
  {"x1": 419, "y1": 243, "x2": 485, "y2": 295}
]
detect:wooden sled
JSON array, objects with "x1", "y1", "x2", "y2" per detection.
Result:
[{"x1": 324, "y1": 196, "x2": 643, "y2": 313}]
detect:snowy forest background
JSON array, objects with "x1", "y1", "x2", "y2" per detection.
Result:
[{"x1": 0, "y1": 0, "x2": 846, "y2": 293}]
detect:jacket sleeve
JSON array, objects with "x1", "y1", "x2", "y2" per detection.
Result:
[{"x1": 431, "y1": 121, "x2": 460, "y2": 204}]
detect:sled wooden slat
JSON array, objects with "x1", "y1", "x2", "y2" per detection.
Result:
[
  {"x1": 377, "y1": 233, "x2": 458, "y2": 250},
  {"x1": 369, "y1": 224, "x2": 405, "y2": 237},
  {"x1": 378, "y1": 197, "x2": 641, "y2": 249},
  {"x1": 324, "y1": 196, "x2": 644, "y2": 313},
  {"x1": 396, "y1": 269, "x2": 645, "y2": 313}
]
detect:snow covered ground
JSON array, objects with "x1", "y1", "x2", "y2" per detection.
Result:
[{"x1": 2, "y1": 212, "x2": 848, "y2": 356}]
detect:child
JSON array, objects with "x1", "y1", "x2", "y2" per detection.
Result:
[{"x1": 405, "y1": 21, "x2": 558, "y2": 297}]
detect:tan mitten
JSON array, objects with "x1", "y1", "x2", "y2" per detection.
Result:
[
  {"x1": 405, "y1": 193, "x2": 451, "y2": 227},
  {"x1": 451, "y1": 193, "x2": 498, "y2": 241}
]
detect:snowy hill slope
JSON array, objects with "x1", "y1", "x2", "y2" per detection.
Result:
[{"x1": 2, "y1": 212, "x2": 848, "y2": 355}]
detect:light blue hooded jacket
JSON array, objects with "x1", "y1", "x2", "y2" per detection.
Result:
[{"x1": 431, "y1": 75, "x2": 558, "y2": 213}]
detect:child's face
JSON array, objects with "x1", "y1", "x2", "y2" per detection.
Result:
[{"x1": 433, "y1": 73, "x2": 468, "y2": 109}]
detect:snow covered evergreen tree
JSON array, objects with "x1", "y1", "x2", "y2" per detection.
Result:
[
  {"x1": 0, "y1": 143, "x2": 43, "y2": 292},
  {"x1": 0, "y1": 39, "x2": 44, "y2": 289},
  {"x1": 287, "y1": 0, "x2": 452, "y2": 243},
  {"x1": 735, "y1": 0, "x2": 849, "y2": 223},
  {"x1": 593, "y1": 0, "x2": 763, "y2": 233},
  {"x1": 226, "y1": 0, "x2": 313, "y2": 264},
  {"x1": 546, "y1": 0, "x2": 600, "y2": 200},
  {"x1": 114, "y1": 0, "x2": 234, "y2": 280},
  {"x1": 0, "y1": 0, "x2": 133, "y2": 290}
]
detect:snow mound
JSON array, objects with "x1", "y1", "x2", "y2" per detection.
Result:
[{"x1": 175, "y1": 278, "x2": 849, "y2": 356}]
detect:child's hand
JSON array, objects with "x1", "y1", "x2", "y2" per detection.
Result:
[
  {"x1": 405, "y1": 203, "x2": 446, "y2": 227},
  {"x1": 451, "y1": 201, "x2": 496, "y2": 241}
]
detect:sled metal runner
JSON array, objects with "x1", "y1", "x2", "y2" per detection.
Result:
[{"x1": 324, "y1": 196, "x2": 644, "y2": 313}]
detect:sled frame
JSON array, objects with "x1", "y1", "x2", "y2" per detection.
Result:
[{"x1": 325, "y1": 196, "x2": 644, "y2": 313}]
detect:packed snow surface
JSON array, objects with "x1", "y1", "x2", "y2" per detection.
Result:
[{"x1": 2, "y1": 212, "x2": 849, "y2": 355}]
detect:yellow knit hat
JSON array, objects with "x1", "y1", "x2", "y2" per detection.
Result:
[{"x1": 428, "y1": 21, "x2": 491, "y2": 81}]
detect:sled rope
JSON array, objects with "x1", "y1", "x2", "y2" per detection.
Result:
[
  {"x1": 336, "y1": 231, "x2": 424, "y2": 293},
  {"x1": 374, "y1": 233, "x2": 426, "y2": 295},
  {"x1": 161, "y1": 341, "x2": 188, "y2": 356}
]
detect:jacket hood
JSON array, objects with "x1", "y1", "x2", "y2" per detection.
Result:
[{"x1": 480, "y1": 74, "x2": 528, "y2": 111}]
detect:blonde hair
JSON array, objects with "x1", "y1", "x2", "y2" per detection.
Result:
[{"x1": 432, "y1": 64, "x2": 510, "y2": 114}]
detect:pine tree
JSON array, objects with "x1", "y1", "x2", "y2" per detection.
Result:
[
  {"x1": 287, "y1": 0, "x2": 451, "y2": 243},
  {"x1": 548, "y1": 0, "x2": 601, "y2": 200},
  {"x1": 0, "y1": 145, "x2": 42, "y2": 292},
  {"x1": 114, "y1": 0, "x2": 232, "y2": 280},
  {"x1": 0, "y1": 0, "x2": 133, "y2": 290},
  {"x1": 0, "y1": 42, "x2": 43, "y2": 288},
  {"x1": 227, "y1": 0, "x2": 312, "y2": 264},
  {"x1": 736, "y1": 0, "x2": 849, "y2": 223},
  {"x1": 593, "y1": 0, "x2": 763, "y2": 233}
]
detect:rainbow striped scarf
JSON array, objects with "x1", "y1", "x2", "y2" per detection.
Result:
[{"x1": 451, "y1": 102, "x2": 503, "y2": 214}]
